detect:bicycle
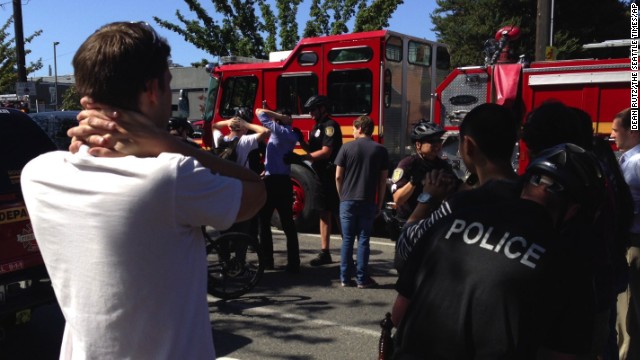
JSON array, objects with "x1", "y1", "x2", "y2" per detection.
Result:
[{"x1": 201, "y1": 226, "x2": 265, "y2": 300}]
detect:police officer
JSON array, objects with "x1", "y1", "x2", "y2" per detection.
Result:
[
  {"x1": 391, "y1": 143, "x2": 607, "y2": 359},
  {"x1": 390, "y1": 121, "x2": 454, "y2": 222},
  {"x1": 167, "y1": 117, "x2": 200, "y2": 148},
  {"x1": 298, "y1": 95, "x2": 343, "y2": 266}
]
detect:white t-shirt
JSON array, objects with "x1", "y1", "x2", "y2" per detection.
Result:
[
  {"x1": 214, "y1": 131, "x2": 259, "y2": 168},
  {"x1": 21, "y1": 146, "x2": 242, "y2": 360},
  {"x1": 234, "y1": 133, "x2": 259, "y2": 168}
]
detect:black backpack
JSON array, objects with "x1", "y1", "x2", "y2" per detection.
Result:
[
  {"x1": 215, "y1": 137, "x2": 240, "y2": 163},
  {"x1": 245, "y1": 142, "x2": 266, "y2": 175}
]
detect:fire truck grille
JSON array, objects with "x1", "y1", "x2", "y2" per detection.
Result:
[{"x1": 440, "y1": 72, "x2": 489, "y2": 127}]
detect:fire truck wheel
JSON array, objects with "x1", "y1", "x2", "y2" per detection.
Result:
[{"x1": 271, "y1": 164, "x2": 320, "y2": 233}]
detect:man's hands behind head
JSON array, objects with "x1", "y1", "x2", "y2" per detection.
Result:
[{"x1": 68, "y1": 97, "x2": 175, "y2": 157}]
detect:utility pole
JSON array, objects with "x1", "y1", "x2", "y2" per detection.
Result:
[
  {"x1": 53, "y1": 42, "x2": 59, "y2": 110},
  {"x1": 13, "y1": 0, "x2": 26, "y2": 82},
  {"x1": 535, "y1": 0, "x2": 551, "y2": 61}
]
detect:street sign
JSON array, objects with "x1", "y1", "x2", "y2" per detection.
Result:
[{"x1": 16, "y1": 81, "x2": 36, "y2": 97}]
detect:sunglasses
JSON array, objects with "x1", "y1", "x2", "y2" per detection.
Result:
[
  {"x1": 132, "y1": 21, "x2": 161, "y2": 49},
  {"x1": 528, "y1": 173, "x2": 565, "y2": 195}
]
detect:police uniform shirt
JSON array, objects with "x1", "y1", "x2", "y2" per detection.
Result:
[
  {"x1": 308, "y1": 116, "x2": 342, "y2": 174},
  {"x1": 390, "y1": 154, "x2": 454, "y2": 220},
  {"x1": 393, "y1": 183, "x2": 593, "y2": 359}
]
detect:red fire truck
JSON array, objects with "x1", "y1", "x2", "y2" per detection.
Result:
[
  {"x1": 200, "y1": 28, "x2": 631, "y2": 231},
  {"x1": 433, "y1": 31, "x2": 631, "y2": 173},
  {"x1": 201, "y1": 30, "x2": 451, "y2": 231}
]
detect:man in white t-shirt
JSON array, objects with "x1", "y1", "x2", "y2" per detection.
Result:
[
  {"x1": 21, "y1": 22, "x2": 265, "y2": 360},
  {"x1": 212, "y1": 110, "x2": 269, "y2": 238},
  {"x1": 212, "y1": 110, "x2": 270, "y2": 169}
]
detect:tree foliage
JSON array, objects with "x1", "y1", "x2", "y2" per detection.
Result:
[
  {"x1": 61, "y1": 85, "x2": 81, "y2": 110},
  {"x1": 154, "y1": 0, "x2": 266, "y2": 60},
  {"x1": 155, "y1": 0, "x2": 403, "y2": 62},
  {"x1": 432, "y1": 0, "x2": 630, "y2": 67},
  {"x1": 353, "y1": 0, "x2": 403, "y2": 32},
  {"x1": 276, "y1": 0, "x2": 303, "y2": 50},
  {"x1": 0, "y1": 16, "x2": 43, "y2": 94}
]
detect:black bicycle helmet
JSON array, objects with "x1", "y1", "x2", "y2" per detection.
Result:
[
  {"x1": 410, "y1": 120, "x2": 445, "y2": 142},
  {"x1": 304, "y1": 95, "x2": 331, "y2": 110},
  {"x1": 234, "y1": 107, "x2": 253, "y2": 122},
  {"x1": 525, "y1": 143, "x2": 605, "y2": 214},
  {"x1": 167, "y1": 117, "x2": 194, "y2": 136}
]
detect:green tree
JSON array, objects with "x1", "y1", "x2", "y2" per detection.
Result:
[
  {"x1": 304, "y1": 0, "x2": 403, "y2": 36},
  {"x1": 61, "y1": 85, "x2": 81, "y2": 110},
  {"x1": 276, "y1": 0, "x2": 303, "y2": 50},
  {"x1": 156, "y1": 0, "x2": 403, "y2": 61},
  {"x1": 353, "y1": 0, "x2": 403, "y2": 32},
  {"x1": 0, "y1": 16, "x2": 43, "y2": 93},
  {"x1": 258, "y1": 0, "x2": 278, "y2": 54},
  {"x1": 302, "y1": 0, "x2": 329, "y2": 37},
  {"x1": 154, "y1": 0, "x2": 269, "y2": 60},
  {"x1": 432, "y1": 0, "x2": 630, "y2": 68}
]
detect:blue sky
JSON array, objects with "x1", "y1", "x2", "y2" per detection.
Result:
[{"x1": 3, "y1": 0, "x2": 437, "y2": 78}]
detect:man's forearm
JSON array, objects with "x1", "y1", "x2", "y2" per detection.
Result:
[
  {"x1": 335, "y1": 166, "x2": 344, "y2": 198},
  {"x1": 212, "y1": 119, "x2": 231, "y2": 130},
  {"x1": 257, "y1": 108, "x2": 288, "y2": 122},
  {"x1": 307, "y1": 146, "x2": 331, "y2": 161},
  {"x1": 407, "y1": 202, "x2": 437, "y2": 223},
  {"x1": 178, "y1": 141, "x2": 262, "y2": 182},
  {"x1": 391, "y1": 294, "x2": 411, "y2": 328},
  {"x1": 377, "y1": 171, "x2": 388, "y2": 209},
  {"x1": 393, "y1": 182, "x2": 414, "y2": 206}
]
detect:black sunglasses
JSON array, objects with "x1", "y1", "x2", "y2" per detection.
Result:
[
  {"x1": 421, "y1": 138, "x2": 442, "y2": 145},
  {"x1": 132, "y1": 21, "x2": 161, "y2": 49}
]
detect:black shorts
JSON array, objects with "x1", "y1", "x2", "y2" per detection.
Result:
[{"x1": 317, "y1": 167, "x2": 339, "y2": 212}]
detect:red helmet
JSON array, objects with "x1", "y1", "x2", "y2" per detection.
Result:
[{"x1": 495, "y1": 25, "x2": 521, "y2": 41}]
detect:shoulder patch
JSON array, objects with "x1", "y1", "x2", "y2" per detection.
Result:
[
  {"x1": 391, "y1": 168, "x2": 404, "y2": 183},
  {"x1": 325, "y1": 126, "x2": 335, "y2": 137}
]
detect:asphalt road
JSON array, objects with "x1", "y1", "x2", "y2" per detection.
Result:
[{"x1": 1, "y1": 229, "x2": 399, "y2": 360}]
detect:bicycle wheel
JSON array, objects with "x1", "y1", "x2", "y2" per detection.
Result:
[{"x1": 205, "y1": 231, "x2": 265, "y2": 300}]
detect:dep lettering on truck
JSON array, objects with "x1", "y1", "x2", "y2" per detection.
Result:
[{"x1": 0, "y1": 207, "x2": 29, "y2": 224}]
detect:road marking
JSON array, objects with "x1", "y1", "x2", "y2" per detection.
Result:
[{"x1": 244, "y1": 306, "x2": 380, "y2": 337}]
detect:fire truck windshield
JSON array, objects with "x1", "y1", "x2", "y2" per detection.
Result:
[{"x1": 203, "y1": 75, "x2": 219, "y2": 122}]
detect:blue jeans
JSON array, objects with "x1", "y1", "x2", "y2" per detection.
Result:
[{"x1": 339, "y1": 200, "x2": 377, "y2": 284}]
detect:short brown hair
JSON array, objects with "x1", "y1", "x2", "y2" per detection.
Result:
[
  {"x1": 615, "y1": 108, "x2": 632, "y2": 130},
  {"x1": 354, "y1": 115, "x2": 374, "y2": 136},
  {"x1": 72, "y1": 22, "x2": 171, "y2": 111}
]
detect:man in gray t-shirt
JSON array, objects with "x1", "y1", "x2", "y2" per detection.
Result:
[{"x1": 334, "y1": 116, "x2": 388, "y2": 288}]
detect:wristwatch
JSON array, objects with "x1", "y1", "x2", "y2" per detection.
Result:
[{"x1": 416, "y1": 192, "x2": 432, "y2": 204}]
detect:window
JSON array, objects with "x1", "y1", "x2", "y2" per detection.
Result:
[
  {"x1": 436, "y1": 47, "x2": 451, "y2": 70},
  {"x1": 203, "y1": 75, "x2": 219, "y2": 122},
  {"x1": 298, "y1": 52, "x2": 318, "y2": 66},
  {"x1": 408, "y1": 41, "x2": 431, "y2": 67},
  {"x1": 327, "y1": 69, "x2": 372, "y2": 115},
  {"x1": 276, "y1": 73, "x2": 319, "y2": 115},
  {"x1": 220, "y1": 76, "x2": 258, "y2": 117},
  {"x1": 386, "y1": 36, "x2": 402, "y2": 62},
  {"x1": 328, "y1": 46, "x2": 373, "y2": 64}
]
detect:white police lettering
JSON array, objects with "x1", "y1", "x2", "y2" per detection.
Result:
[{"x1": 444, "y1": 219, "x2": 546, "y2": 269}]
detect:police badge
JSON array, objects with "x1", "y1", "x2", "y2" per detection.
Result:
[
  {"x1": 325, "y1": 126, "x2": 335, "y2": 137},
  {"x1": 391, "y1": 168, "x2": 404, "y2": 183}
]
